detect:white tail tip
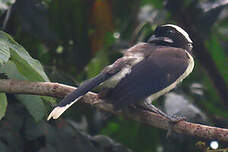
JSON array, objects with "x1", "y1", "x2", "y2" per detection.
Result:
[
  {"x1": 47, "y1": 96, "x2": 82, "y2": 120},
  {"x1": 47, "y1": 106, "x2": 69, "y2": 120}
]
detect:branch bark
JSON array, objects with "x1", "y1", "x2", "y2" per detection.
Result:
[{"x1": 0, "y1": 79, "x2": 228, "y2": 142}]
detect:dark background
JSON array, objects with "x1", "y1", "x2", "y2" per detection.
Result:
[{"x1": 0, "y1": 0, "x2": 227, "y2": 151}]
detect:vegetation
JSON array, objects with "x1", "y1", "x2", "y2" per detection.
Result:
[{"x1": 0, "y1": 0, "x2": 227, "y2": 151}]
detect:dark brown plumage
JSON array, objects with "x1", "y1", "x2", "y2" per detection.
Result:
[{"x1": 47, "y1": 24, "x2": 194, "y2": 120}]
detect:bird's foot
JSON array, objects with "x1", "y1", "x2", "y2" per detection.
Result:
[
  {"x1": 143, "y1": 101, "x2": 185, "y2": 122},
  {"x1": 167, "y1": 113, "x2": 186, "y2": 123},
  {"x1": 143, "y1": 101, "x2": 171, "y2": 120},
  {"x1": 143, "y1": 101, "x2": 186, "y2": 138}
]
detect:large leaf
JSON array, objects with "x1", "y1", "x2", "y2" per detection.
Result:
[
  {"x1": 0, "y1": 61, "x2": 26, "y2": 80},
  {"x1": 0, "y1": 93, "x2": 7, "y2": 120},
  {"x1": 0, "y1": 40, "x2": 10, "y2": 64},
  {"x1": 16, "y1": 95, "x2": 45, "y2": 122},
  {"x1": 0, "y1": 31, "x2": 49, "y2": 81},
  {"x1": 0, "y1": 62, "x2": 52, "y2": 121}
]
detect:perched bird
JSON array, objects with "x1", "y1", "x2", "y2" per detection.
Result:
[{"x1": 47, "y1": 24, "x2": 194, "y2": 121}]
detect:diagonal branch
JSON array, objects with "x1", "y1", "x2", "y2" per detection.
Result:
[{"x1": 0, "y1": 79, "x2": 228, "y2": 142}]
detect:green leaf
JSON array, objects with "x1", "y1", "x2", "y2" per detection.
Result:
[
  {"x1": 41, "y1": 96, "x2": 56, "y2": 104},
  {"x1": 0, "y1": 31, "x2": 50, "y2": 121},
  {"x1": 0, "y1": 62, "x2": 51, "y2": 121},
  {"x1": 0, "y1": 93, "x2": 7, "y2": 120},
  {"x1": 0, "y1": 31, "x2": 49, "y2": 81},
  {"x1": 0, "y1": 40, "x2": 10, "y2": 64},
  {"x1": 0, "y1": 61, "x2": 26, "y2": 80},
  {"x1": 16, "y1": 95, "x2": 46, "y2": 122}
]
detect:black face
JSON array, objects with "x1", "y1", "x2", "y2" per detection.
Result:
[{"x1": 148, "y1": 24, "x2": 193, "y2": 52}]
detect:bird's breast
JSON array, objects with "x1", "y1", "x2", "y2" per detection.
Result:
[{"x1": 147, "y1": 50, "x2": 194, "y2": 104}]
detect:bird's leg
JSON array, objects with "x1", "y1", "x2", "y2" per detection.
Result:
[
  {"x1": 143, "y1": 99, "x2": 185, "y2": 137},
  {"x1": 144, "y1": 99, "x2": 173, "y2": 121},
  {"x1": 144, "y1": 99, "x2": 185, "y2": 122}
]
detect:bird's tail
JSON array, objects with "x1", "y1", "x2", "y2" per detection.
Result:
[
  {"x1": 47, "y1": 64, "x2": 124, "y2": 121},
  {"x1": 47, "y1": 96, "x2": 83, "y2": 120}
]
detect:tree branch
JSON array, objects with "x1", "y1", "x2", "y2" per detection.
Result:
[{"x1": 0, "y1": 79, "x2": 227, "y2": 142}]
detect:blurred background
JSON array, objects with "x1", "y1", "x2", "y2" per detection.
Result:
[{"x1": 0, "y1": 0, "x2": 227, "y2": 151}]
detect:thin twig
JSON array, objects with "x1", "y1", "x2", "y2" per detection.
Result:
[{"x1": 2, "y1": 6, "x2": 12, "y2": 30}]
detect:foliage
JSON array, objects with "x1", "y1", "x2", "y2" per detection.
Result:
[
  {"x1": 0, "y1": 31, "x2": 52, "y2": 122},
  {"x1": 0, "y1": 0, "x2": 227, "y2": 151},
  {"x1": 0, "y1": 31, "x2": 49, "y2": 81}
]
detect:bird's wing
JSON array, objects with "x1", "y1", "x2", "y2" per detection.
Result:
[
  {"x1": 47, "y1": 56, "x2": 136, "y2": 120},
  {"x1": 109, "y1": 47, "x2": 193, "y2": 109}
]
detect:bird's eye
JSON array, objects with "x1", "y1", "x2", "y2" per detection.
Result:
[{"x1": 167, "y1": 30, "x2": 175, "y2": 34}]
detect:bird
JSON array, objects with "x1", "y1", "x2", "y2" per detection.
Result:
[{"x1": 47, "y1": 24, "x2": 194, "y2": 121}]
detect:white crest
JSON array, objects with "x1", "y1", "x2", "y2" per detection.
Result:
[{"x1": 162, "y1": 24, "x2": 193, "y2": 43}]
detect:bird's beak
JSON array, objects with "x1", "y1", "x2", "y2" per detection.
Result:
[{"x1": 147, "y1": 35, "x2": 174, "y2": 44}]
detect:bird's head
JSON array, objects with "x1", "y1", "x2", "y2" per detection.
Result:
[{"x1": 148, "y1": 24, "x2": 193, "y2": 52}]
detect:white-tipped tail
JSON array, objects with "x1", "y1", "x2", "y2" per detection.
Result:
[{"x1": 47, "y1": 96, "x2": 83, "y2": 120}]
